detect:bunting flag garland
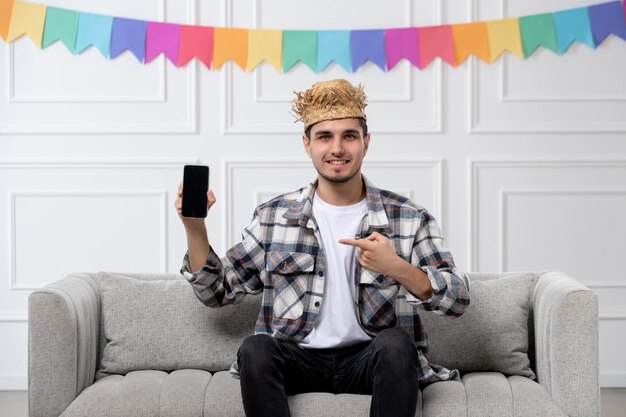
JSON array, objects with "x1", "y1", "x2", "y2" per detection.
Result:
[{"x1": 1, "y1": 0, "x2": 626, "y2": 72}]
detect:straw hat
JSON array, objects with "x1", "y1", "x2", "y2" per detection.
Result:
[{"x1": 291, "y1": 79, "x2": 368, "y2": 131}]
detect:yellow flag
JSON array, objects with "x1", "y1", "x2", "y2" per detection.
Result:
[
  {"x1": 486, "y1": 18, "x2": 524, "y2": 61},
  {"x1": 7, "y1": 1, "x2": 47, "y2": 47},
  {"x1": 247, "y1": 29, "x2": 282, "y2": 71},
  {"x1": 213, "y1": 28, "x2": 248, "y2": 70}
]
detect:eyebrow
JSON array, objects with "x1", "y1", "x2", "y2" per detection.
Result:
[{"x1": 314, "y1": 129, "x2": 361, "y2": 137}]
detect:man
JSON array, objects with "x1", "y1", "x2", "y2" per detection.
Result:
[{"x1": 175, "y1": 79, "x2": 470, "y2": 417}]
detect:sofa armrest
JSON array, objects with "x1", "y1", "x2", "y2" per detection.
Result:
[
  {"x1": 533, "y1": 271, "x2": 599, "y2": 417},
  {"x1": 28, "y1": 273, "x2": 101, "y2": 417}
]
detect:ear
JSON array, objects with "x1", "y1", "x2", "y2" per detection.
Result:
[
  {"x1": 302, "y1": 135, "x2": 312, "y2": 158},
  {"x1": 363, "y1": 133, "x2": 371, "y2": 155}
]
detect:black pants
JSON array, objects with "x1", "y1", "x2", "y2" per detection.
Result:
[{"x1": 237, "y1": 328, "x2": 419, "y2": 417}]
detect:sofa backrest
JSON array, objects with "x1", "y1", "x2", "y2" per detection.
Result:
[
  {"x1": 95, "y1": 270, "x2": 539, "y2": 381},
  {"x1": 95, "y1": 272, "x2": 261, "y2": 379},
  {"x1": 419, "y1": 271, "x2": 538, "y2": 380}
]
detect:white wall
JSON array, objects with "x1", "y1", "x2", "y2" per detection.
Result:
[{"x1": 1, "y1": 0, "x2": 625, "y2": 389}]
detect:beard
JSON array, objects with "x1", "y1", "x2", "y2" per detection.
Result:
[{"x1": 316, "y1": 161, "x2": 362, "y2": 184}]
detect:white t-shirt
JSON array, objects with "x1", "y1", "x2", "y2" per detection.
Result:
[{"x1": 298, "y1": 193, "x2": 372, "y2": 349}]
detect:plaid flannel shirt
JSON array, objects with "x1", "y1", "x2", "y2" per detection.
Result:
[{"x1": 182, "y1": 177, "x2": 470, "y2": 385}]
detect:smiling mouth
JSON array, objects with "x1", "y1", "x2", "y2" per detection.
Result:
[{"x1": 327, "y1": 160, "x2": 350, "y2": 165}]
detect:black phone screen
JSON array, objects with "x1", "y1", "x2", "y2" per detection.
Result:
[{"x1": 182, "y1": 165, "x2": 209, "y2": 218}]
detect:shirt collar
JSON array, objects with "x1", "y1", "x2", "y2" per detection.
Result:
[{"x1": 282, "y1": 175, "x2": 390, "y2": 230}]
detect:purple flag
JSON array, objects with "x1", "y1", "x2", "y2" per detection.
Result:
[
  {"x1": 110, "y1": 18, "x2": 146, "y2": 62},
  {"x1": 588, "y1": 1, "x2": 626, "y2": 45},
  {"x1": 384, "y1": 28, "x2": 419, "y2": 70},
  {"x1": 351, "y1": 30, "x2": 385, "y2": 71},
  {"x1": 145, "y1": 22, "x2": 180, "y2": 65}
]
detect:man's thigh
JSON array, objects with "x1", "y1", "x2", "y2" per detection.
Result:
[{"x1": 275, "y1": 340, "x2": 336, "y2": 395}]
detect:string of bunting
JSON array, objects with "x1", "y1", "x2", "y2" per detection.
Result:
[{"x1": 1, "y1": 0, "x2": 626, "y2": 72}]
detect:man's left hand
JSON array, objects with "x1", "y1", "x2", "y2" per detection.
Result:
[{"x1": 339, "y1": 232, "x2": 402, "y2": 277}]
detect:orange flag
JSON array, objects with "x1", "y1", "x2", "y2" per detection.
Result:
[
  {"x1": 0, "y1": 0, "x2": 14, "y2": 41},
  {"x1": 452, "y1": 22, "x2": 490, "y2": 65},
  {"x1": 213, "y1": 28, "x2": 248, "y2": 70},
  {"x1": 486, "y1": 18, "x2": 524, "y2": 61}
]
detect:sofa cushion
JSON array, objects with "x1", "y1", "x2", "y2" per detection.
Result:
[
  {"x1": 96, "y1": 273, "x2": 260, "y2": 379},
  {"x1": 61, "y1": 370, "x2": 212, "y2": 417},
  {"x1": 421, "y1": 373, "x2": 566, "y2": 417},
  {"x1": 419, "y1": 272, "x2": 536, "y2": 379}
]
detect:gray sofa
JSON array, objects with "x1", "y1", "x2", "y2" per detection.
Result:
[{"x1": 28, "y1": 270, "x2": 599, "y2": 417}]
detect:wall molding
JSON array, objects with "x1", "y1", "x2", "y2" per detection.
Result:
[
  {"x1": 220, "y1": 0, "x2": 442, "y2": 135},
  {"x1": 1, "y1": 0, "x2": 198, "y2": 135},
  {"x1": 224, "y1": 159, "x2": 443, "y2": 249},
  {"x1": 0, "y1": 312, "x2": 28, "y2": 322},
  {"x1": 9, "y1": 190, "x2": 169, "y2": 290},
  {"x1": 467, "y1": 159, "x2": 626, "y2": 272},
  {"x1": 467, "y1": 1, "x2": 626, "y2": 133},
  {"x1": 499, "y1": 188, "x2": 626, "y2": 273},
  {"x1": 600, "y1": 372, "x2": 626, "y2": 388},
  {"x1": 0, "y1": 375, "x2": 27, "y2": 390}
]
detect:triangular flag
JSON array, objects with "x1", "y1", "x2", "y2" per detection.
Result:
[
  {"x1": 451, "y1": 22, "x2": 490, "y2": 64},
  {"x1": 7, "y1": 1, "x2": 47, "y2": 47},
  {"x1": 0, "y1": 0, "x2": 14, "y2": 41},
  {"x1": 553, "y1": 7, "x2": 595, "y2": 53},
  {"x1": 213, "y1": 28, "x2": 248, "y2": 70},
  {"x1": 519, "y1": 13, "x2": 559, "y2": 56},
  {"x1": 351, "y1": 29, "x2": 385, "y2": 71},
  {"x1": 110, "y1": 18, "x2": 146, "y2": 62},
  {"x1": 247, "y1": 29, "x2": 282, "y2": 71},
  {"x1": 76, "y1": 12, "x2": 113, "y2": 57},
  {"x1": 418, "y1": 25, "x2": 455, "y2": 68},
  {"x1": 317, "y1": 30, "x2": 350, "y2": 72},
  {"x1": 145, "y1": 22, "x2": 180, "y2": 66},
  {"x1": 384, "y1": 28, "x2": 419, "y2": 70},
  {"x1": 42, "y1": 7, "x2": 79, "y2": 52},
  {"x1": 283, "y1": 30, "x2": 317, "y2": 72},
  {"x1": 588, "y1": 1, "x2": 626, "y2": 45},
  {"x1": 486, "y1": 18, "x2": 524, "y2": 61},
  {"x1": 178, "y1": 25, "x2": 213, "y2": 68}
]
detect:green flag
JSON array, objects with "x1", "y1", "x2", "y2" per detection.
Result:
[
  {"x1": 282, "y1": 30, "x2": 317, "y2": 72},
  {"x1": 43, "y1": 7, "x2": 79, "y2": 52},
  {"x1": 519, "y1": 13, "x2": 559, "y2": 57}
]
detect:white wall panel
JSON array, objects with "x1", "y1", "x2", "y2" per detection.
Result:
[
  {"x1": 469, "y1": 0, "x2": 626, "y2": 133},
  {"x1": 10, "y1": 191, "x2": 166, "y2": 289},
  {"x1": 221, "y1": 0, "x2": 442, "y2": 135},
  {"x1": 0, "y1": 0, "x2": 197, "y2": 134}
]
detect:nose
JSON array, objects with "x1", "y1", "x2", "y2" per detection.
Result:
[{"x1": 330, "y1": 137, "x2": 344, "y2": 155}]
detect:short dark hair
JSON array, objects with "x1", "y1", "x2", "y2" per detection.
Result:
[{"x1": 305, "y1": 118, "x2": 368, "y2": 139}]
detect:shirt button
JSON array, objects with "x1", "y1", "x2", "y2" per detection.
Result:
[
  {"x1": 318, "y1": 271, "x2": 323, "y2": 277},
  {"x1": 315, "y1": 301, "x2": 320, "y2": 307}
]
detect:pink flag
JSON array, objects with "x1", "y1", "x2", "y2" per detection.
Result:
[
  {"x1": 418, "y1": 25, "x2": 455, "y2": 68},
  {"x1": 384, "y1": 28, "x2": 419, "y2": 70},
  {"x1": 145, "y1": 22, "x2": 180, "y2": 65},
  {"x1": 178, "y1": 25, "x2": 213, "y2": 68}
]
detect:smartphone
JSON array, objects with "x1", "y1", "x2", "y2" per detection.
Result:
[{"x1": 182, "y1": 165, "x2": 209, "y2": 218}]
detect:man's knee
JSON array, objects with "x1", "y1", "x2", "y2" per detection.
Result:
[
  {"x1": 238, "y1": 334, "x2": 280, "y2": 372},
  {"x1": 372, "y1": 328, "x2": 416, "y2": 369}
]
